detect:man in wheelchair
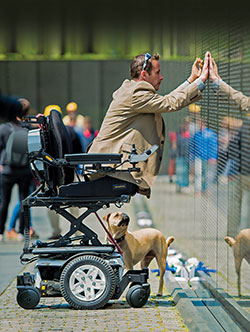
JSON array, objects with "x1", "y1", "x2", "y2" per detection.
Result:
[
  {"x1": 16, "y1": 51, "x2": 208, "y2": 310},
  {"x1": 16, "y1": 109, "x2": 158, "y2": 310}
]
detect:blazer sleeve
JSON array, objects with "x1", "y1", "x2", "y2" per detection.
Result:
[
  {"x1": 218, "y1": 81, "x2": 250, "y2": 111},
  {"x1": 132, "y1": 81, "x2": 202, "y2": 114}
]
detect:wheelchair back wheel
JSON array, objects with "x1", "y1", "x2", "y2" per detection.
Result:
[{"x1": 60, "y1": 255, "x2": 116, "y2": 310}]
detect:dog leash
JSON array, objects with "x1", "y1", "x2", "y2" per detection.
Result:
[{"x1": 94, "y1": 212, "x2": 123, "y2": 257}]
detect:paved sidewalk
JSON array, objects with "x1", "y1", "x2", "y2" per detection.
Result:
[
  {"x1": 0, "y1": 185, "x2": 188, "y2": 332},
  {"x1": 0, "y1": 263, "x2": 188, "y2": 332}
]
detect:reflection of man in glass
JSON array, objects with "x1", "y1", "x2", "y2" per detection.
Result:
[{"x1": 209, "y1": 54, "x2": 250, "y2": 236}]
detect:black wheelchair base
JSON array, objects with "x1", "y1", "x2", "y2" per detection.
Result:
[{"x1": 17, "y1": 246, "x2": 150, "y2": 310}]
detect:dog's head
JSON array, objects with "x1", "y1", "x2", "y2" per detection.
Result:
[{"x1": 103, "y1": 212, "x2": 130, "y2": 238}]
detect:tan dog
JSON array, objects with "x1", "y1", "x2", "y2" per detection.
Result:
[
  {"x1": 225, "y1": 228, "x2": 250, "y2": 297},
  {"x1": 103, "y1": 212, "x2": 174, "y2": 296}
]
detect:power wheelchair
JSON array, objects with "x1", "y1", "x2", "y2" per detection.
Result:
[{"x1": 16, "y1": 110, "x2": 158, "y2": 310}]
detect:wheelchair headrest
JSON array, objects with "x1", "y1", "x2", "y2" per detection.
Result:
[{"x1": 47, "y1": 110, "x2": 74, "y2": 186}]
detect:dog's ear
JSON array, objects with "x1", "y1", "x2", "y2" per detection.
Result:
[
  {"x1": 103, "y1": 213, "x2": 111, "y2": 222},
  {"x1": 118, "y1": 213, "x2": 130, "y2": 227}
]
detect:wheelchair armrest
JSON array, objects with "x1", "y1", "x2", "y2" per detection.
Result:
[
  {"x1": 64, "y1": 153, "x2": 122, "y2": 165},
  {"x1": 128, "y1": 144, "x2": 159, "y2": 163}
]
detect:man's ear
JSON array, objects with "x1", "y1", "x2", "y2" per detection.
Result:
[
  {"x1": 140, "y1": 70, "x2": 146, "y2": 80},
  {"x1": 103, "y1": 213, "x2": 111, "y2": 222}
]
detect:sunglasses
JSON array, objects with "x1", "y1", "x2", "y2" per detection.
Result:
[{"x1": 142, "y1": 53, "x2": 151, "y2": 70}]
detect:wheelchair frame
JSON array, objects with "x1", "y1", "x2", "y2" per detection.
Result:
[{"x1": 16, "y1": 113, "x2": 158, "y2": 310}]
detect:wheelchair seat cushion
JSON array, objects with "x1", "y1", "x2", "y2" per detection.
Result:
[{"x1": 58, "y1": 176, "x2": 138, "y2": 197}]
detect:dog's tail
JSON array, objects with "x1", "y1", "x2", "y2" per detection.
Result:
[
  {"x1": 224, "y1": 236, "x2": 236, "y2": 247},
  {"x1": 166, "y1": 236, "x2": 174, "y2": 247}
]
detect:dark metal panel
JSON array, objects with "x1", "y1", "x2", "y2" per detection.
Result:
[
  {"x1": 70, "y1": 61, "x2": 101, "y2": 128},
  {"x1": 4, "y1": 61, "x2": 37, "y2": 112},
  {"x1": 0, "y1": 62, "x2": 8, "y2": 94},
  {"x1": 39, "y1": 61, "x2": 69, "y2": 114}
]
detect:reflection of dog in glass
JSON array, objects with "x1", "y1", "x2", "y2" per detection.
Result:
[
  {"x1": 224, "y1": 228, "x2": 250, "y2": 297},
  {"x1": 103, "y1": 212, "x2": 174, "y2": 296}
]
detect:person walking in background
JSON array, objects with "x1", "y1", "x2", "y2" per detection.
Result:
[
  {"x1": 77, "y1": 116, "x2": 99, "y2": 152},
  {"x1": 62, "y1": 101, "x2": 85, "y2": 132},
  {"x1": 0, "y1": 97, "x2": 33, "y2": 242},
  {"x1": 6, "y1": 99, "x2": 38, "y2": 240},
  {"x1": 175, "y1": 117, "x2": 190, "y2": 193},
  {"x1": 217, "y1": 116, "x2": 242, "y2": 181},
  {"x1": 188, "y1": 103, "x2": 201, "y2": 184},
  {"x1": 6, "y1": 174, "x2": 39, "y2": 240},
  {"x1": 193, "y1": 118, "x2": 218, "y2": 195},
  {"x1": 167, "y1": 131, "x2": 177, "y2": 183}
]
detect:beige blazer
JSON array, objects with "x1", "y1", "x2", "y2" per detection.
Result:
[
  {"x1": 88, "y1": 79, "x2": 202, "y2": 196},
  {"x1": 219, "y1": 81, "x2": 250, "y2": 111}
]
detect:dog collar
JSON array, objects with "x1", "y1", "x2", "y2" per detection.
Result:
[{"x1": 115, "y1": 234, "x2": 126, "y2": 243}]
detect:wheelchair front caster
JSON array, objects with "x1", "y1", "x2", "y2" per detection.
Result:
[
  {"x1": 16, "y1": 287, "x2": 41, "y2": 309},
  {"x1": 126, "y1": 283, "x2": 150, "y2": 308},
  {"x1": 60, "y1": 255, "x2": 116, "y2": 310}
]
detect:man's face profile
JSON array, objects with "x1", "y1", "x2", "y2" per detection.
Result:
[{"x1": 144, "y1": 60, "x2": 163, "y2": 91}]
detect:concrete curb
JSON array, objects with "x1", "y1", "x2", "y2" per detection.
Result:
[
  {"x1": 164, "y1": 272, "x2": 224, "y2": 332},
  {"x1": 198, "y1": 271, "x2": 250, "y2": 332}
]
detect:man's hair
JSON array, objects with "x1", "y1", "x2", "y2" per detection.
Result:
[
  {"x1": 0, "y1": 95, "x2": 23, "y2": 121},
  {"x1": 18, "y1": 98, "x2": 30, "y2": 117},
  {"x1": 129, "y1": 53, "x2": 160, "y2": 79}
]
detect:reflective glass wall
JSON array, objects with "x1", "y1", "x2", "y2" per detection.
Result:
[{"x1": 152, "y1": 19, "x2": 250, "y2": 316}]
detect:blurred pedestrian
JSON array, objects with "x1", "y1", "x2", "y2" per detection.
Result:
[
  {"x1": 62, "y1": 101, "x2": 85, "y2": 132},
  {"x1": 6, "y1": 179, "x2": 38, "y2": 240},
  {"x1": 217, "y1": 116, "x2": 242, "y2": 179},
  {"x1": 6, "y1": 99, "x2": 38, "y2": 240},
  {"x1": 77, "y1": 116, "x2": 99, "y2": 152},
  {"x1": 175, "y1": 118, "x2": 190, "y2": 193},
  {"x1": 167, "y1": 131, "x2": 177, "y2": 183},
  {"x1": 188, "y1": 103, "x2": 201, "y2": 183},
  {"x1": 0, "y1": 97, "x2": 33, "y2": 242},
  {"x1": 193, "y1": 118, "x2": 218, "y2": 195}
]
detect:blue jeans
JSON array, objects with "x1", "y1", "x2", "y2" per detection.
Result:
[
  {"x1": 176, "y1": 157, "x2": 189, "y2": 188},
  {"x1": 194, "y1": 158, "x2": 217, "y2": 193},
  {"x1": 8, "y1": 201, "x2": 32, "y2": 231}
]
